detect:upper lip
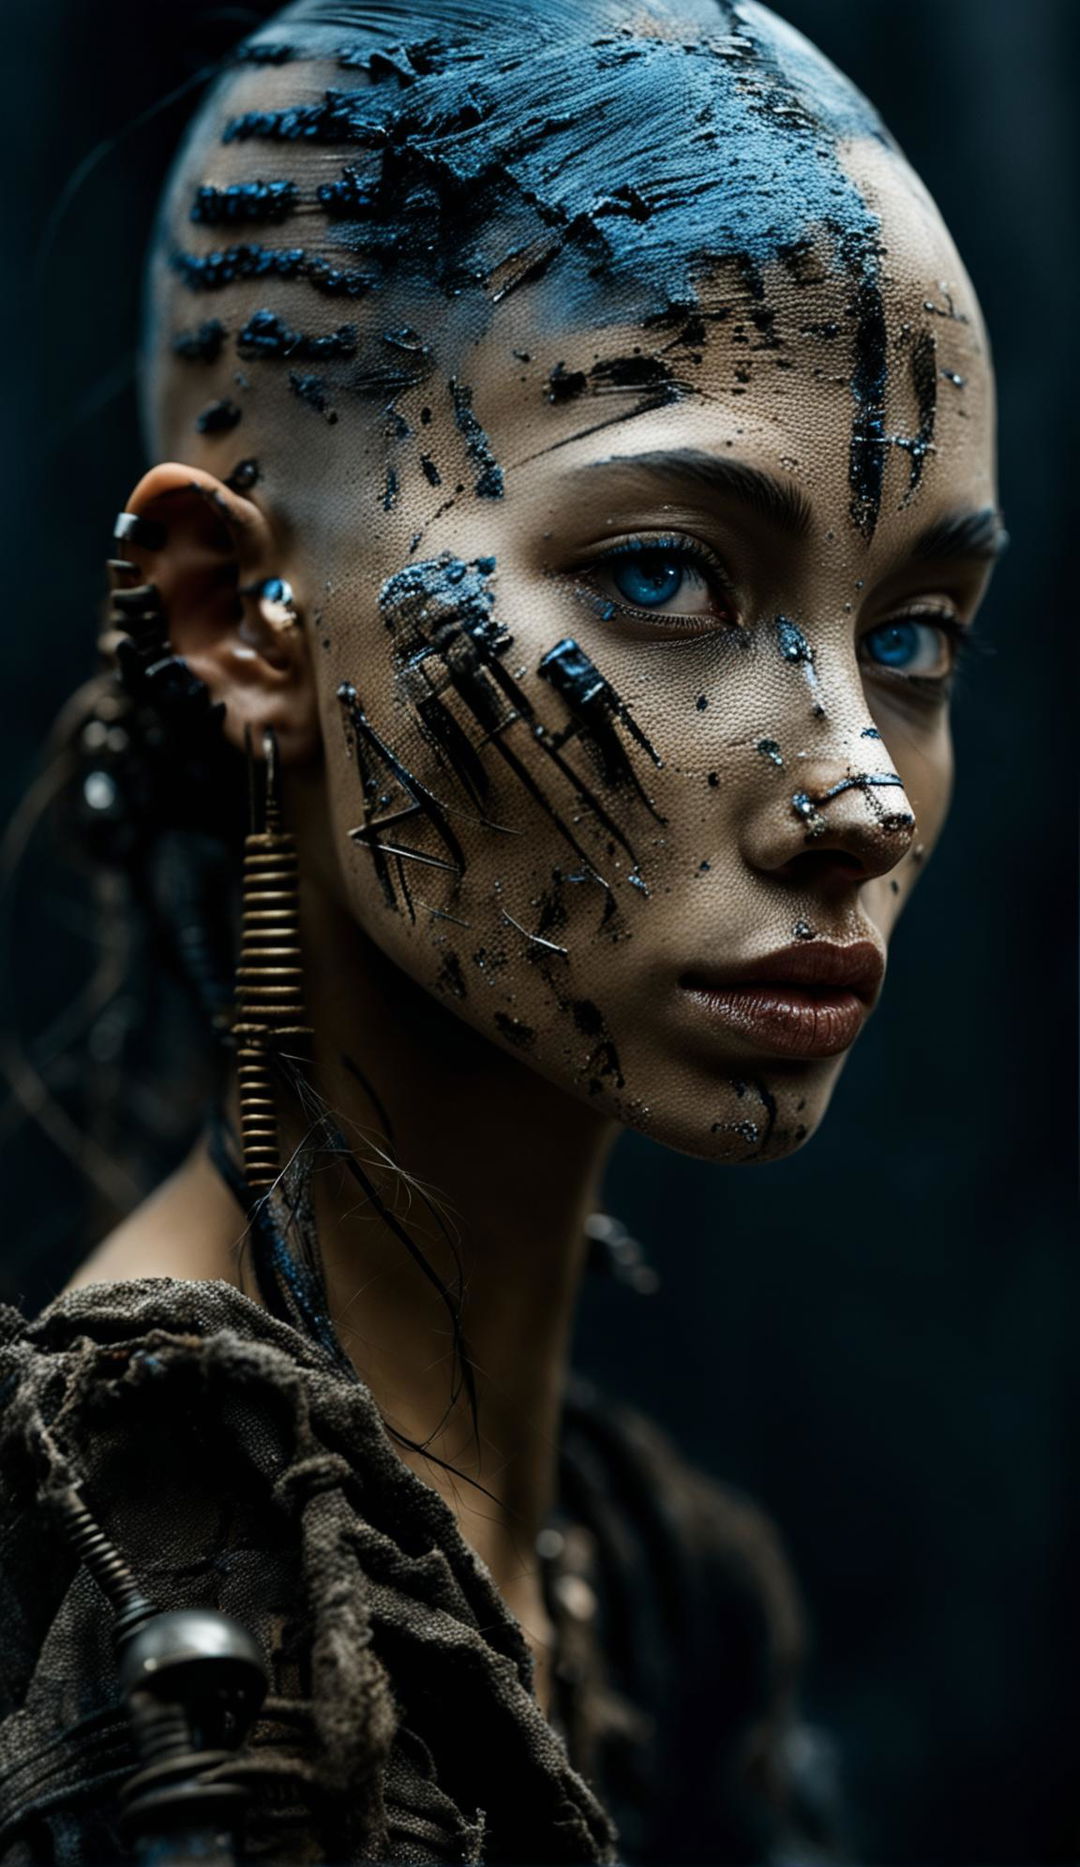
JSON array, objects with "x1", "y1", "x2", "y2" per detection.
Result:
[{"x1": 682, "y1": 939, "x2": 886, "y2": 1005}]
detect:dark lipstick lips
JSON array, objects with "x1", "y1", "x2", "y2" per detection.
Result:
[{"x1": 679, "y1": 941, "x2": 886, "y2": 1059}]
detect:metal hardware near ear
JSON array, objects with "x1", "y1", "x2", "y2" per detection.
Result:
[{"x1": 232, "y1": 726, "x2": 313, "y2": 1192}]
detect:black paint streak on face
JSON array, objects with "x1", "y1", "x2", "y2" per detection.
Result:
[
  {"x1": 317, "y1": 164, "x2": 379, "y2": 217},
  {"x1": 380, "y1": 556, "x2": 636, "y2": 898},
  {"x1": 237, "y1": 309, "x2": 358, "y2": 359},
  {"x1": 190, "y1": 180, "x2": 298, "y2": 226},
  {"x1": 536, "y1": 638, "x2": 665, "y2": 824},
  {"x1": 547, "y1": 362, "x2": 588, "y2": 404},
  {"x1": 571, "y1": 998, "x2": 624, "y2": 1093},
  {"x1": 861, "y1": 725, "x2": 881, "y2": 739},
  {"x1": 494, "y1": 1012, "x2": 536, "y2": 1051},
  {"x1": 753, "y1": 1080, "x2": 778, "y2": 1150},
  {"x1": 757, "y1": 738, "x2": 784, "y2": 769},
  {"x1": 289, "y1": 372, "x2": 338, "y2": 421},
  {"x1": 173, "y1": 318, "x2": 228, "y2": 362},
  {"x1": 895, "y1": 328, "x2": 937, "y2": 498},
  {"x1": 172, "y1": 244, "x2": 373, "y2": 298},
  {"x1": 196, "y1": 398, "x2": 242, "y2": 434},
  {"x1": 222, "y1": 91, "x2": 373, "y2": 144},
  {"x1": 420, "y1": 455, "x2": 442, "y2": 486},
  {"x1": 848, "y1": 274, "x2": 889, "y2": 539},
  {"x1": 338, "y1": 681, "x2": 466, "y2": 919},
  {"x1": 383, "y1": 467, "x2": 399, "y2": 511},
  {"x1": 436, "y1": 949, "x2": 467, "y2": 1000},
  {"x1": 449, "y1": 380, "x2": 504, "y2": 499},
  {"x1": 226, "y1": 457, "x2": 260, "y2": 492},
  {"x1": 775, "y1": 616, "x2": 825, "y2": 717}
]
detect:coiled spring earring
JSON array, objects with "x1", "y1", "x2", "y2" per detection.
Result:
[{"x1": 233, "y1": 727, "x2": 312, "y2": 1193}]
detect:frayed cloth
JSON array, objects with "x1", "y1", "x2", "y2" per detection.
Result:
[{"x1": 0, "y1": 1279, "x2": 616, "y2": 1864}]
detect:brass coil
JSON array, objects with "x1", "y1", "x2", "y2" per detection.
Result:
[{"x1": 233, "y1": 827, "x2": 312, "y2": 1192}]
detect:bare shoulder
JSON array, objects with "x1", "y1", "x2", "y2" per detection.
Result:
[{"x1": 63, "y1": 1132, "x2": 250, "y2": 1295}]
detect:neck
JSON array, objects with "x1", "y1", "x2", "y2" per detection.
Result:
[{"x1": 268, "y1": 885, "x2": 615, "y2": 1610}]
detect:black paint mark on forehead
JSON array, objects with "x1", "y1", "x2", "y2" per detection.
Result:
[
  {"x1": 237, "y1": 308, "x2": 358, "y2": 358},
  {"x1": 172, "y1": 243, "x2": 373, "y2": 298},
  {"x1": 449, "y1": 380, "x2": 504, "y2": 499},
  {"x1": 895, "y1": 327, "x2": 937, "y2": 500},
  {"x1": 191, "y1": 180, "x2": 298, "y2": 225},
  {"x1": 848, "y1": 273, "x2": 888, "y2": 539}
]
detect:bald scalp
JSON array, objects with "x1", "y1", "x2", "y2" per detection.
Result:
[{"x1": 142, "y1": 0, "x2": 901, "y2": 530}]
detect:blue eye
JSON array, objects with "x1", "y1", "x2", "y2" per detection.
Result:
[
  {"x1": 611, "y1": 550, "x2": 688, "y2": 609},
  {"x1": 862, "y1": 617, "x2": 953, "y2": 678}
]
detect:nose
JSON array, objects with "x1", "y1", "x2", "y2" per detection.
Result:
[{"x1": 741, "y1": 751, "x2": 917, "y2": 887}]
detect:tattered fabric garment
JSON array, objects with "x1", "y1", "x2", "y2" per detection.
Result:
[
  {"x1": 0, "y1": 1280, "x2": 615, "y2": 1864},
  {"x1": 0, "y1": 1280, "x2": 810, "y2": 1863}
]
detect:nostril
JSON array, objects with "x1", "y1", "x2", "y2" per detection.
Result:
[{"x1": 772, "y1": 849, "x2": 868, "y2": 886}]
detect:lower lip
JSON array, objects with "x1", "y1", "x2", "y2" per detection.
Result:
[{"x1": 680, "y1": 983, "x2": 868, "y2": 1058}]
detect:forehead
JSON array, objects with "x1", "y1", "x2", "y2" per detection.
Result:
[{"x1": 411, "y1": 138, "x2": 994, "y2": 555}]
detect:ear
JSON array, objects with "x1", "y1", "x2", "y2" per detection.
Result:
[{"x1": 118, "y1": 462, "x2": 320, "y2": 764}]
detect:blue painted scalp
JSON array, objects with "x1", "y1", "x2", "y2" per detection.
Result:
[{"x1": 160, "y1": 0, "x2": 905, "y2": 532}]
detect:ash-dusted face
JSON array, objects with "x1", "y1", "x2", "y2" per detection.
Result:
[
  {"x1": 269, "y1": 145, "x2": 994, "y2": 1159},
  {"x1": 140, "y1": 12, "x2": 1000, "y2": 1161}
]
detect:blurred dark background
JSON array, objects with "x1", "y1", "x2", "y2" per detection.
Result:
[{"x1": 1, "y1": 1, "x2": 1076, "y2": 1860}]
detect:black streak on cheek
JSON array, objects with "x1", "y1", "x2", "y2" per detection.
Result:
[
  {"x1": 571, "y1": 999, "x2": 624, "y2": 1092},
  {"x1": 190, "y1": 180, "x2": 298, "y2": 226},
  {"x1": 289, "y1": 372, "x2": 339, "y2": 422},
  {"x1": 420, "y1": 455, "x2": 442, "y2": 486},
  {"x1": 195, "y1": 398, "x2": 242, "y2": 434},
  {"x1": 536, "y1": 637, "x2": 665, "y2": 824},
  {"x1": 338, "y1": 680, "x2": 466, "y2": 921},
  {"x1": 848, "y1": 276, "x2": 888, "y2": 539},
  {"x1": 173, "y1": 318, "x2": 228, "y2": 362},
  {"x1": 775, "y1": 617, "x2": 826, "y2": 718},
  {"x1": 449, "y1": 379, "x2": 504, "y2": 498},
  {"x1": 380, "y1": 557, "x2": 627, "y2": 901},
  {"x1": 494, "y1": 1012, "x2": 536, "y2": 1050},
  {"x1": 436, "y1": 950, "x2": 467, "y2": 999}
]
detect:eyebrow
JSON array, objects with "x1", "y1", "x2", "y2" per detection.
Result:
[
  {"x1": 909, "y1": 505, "x2": 1009, "y2": 563},
  {"x1": 571, "y1": 448, "x2": 814, "y2": 537}
]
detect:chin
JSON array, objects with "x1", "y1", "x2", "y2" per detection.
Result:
[{"x1": 594, "y1": 1053, "x2": 846, "y2": 1164}]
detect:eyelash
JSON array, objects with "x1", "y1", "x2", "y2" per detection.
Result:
[
  {"x1": 575, "y1": 533, "x2": 739, "y2": 633},
  {"x1": 575, "y1": 534, "x2": 972, "y2": 688}
]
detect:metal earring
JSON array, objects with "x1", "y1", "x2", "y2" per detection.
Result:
[{"x1": 233, "y1": 726, "x2": 312, "y2": 1193}]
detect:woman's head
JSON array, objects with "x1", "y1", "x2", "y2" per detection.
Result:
[{"x1": 119, "y1": 0, "x2": 999, "y2": 1162}]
